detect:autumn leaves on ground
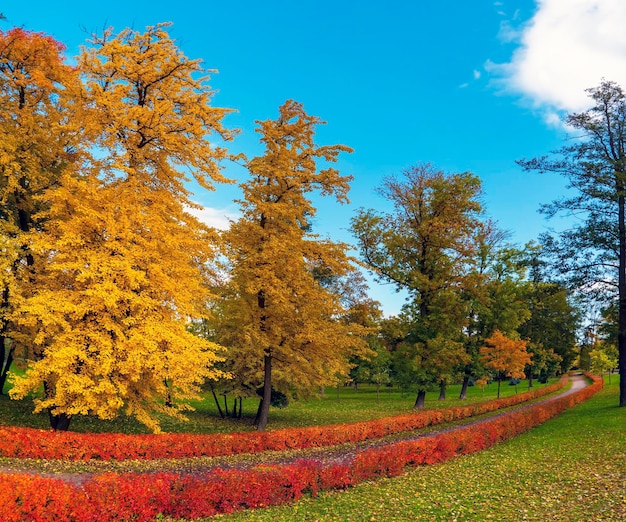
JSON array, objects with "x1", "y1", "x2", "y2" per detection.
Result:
[{"x1": 0, "y1": 21, "x2": 625, "y2": 521}]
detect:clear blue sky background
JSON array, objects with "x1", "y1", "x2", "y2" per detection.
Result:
[{"x1": 5, "y1": 1, "x2": 626, "y2": 314}]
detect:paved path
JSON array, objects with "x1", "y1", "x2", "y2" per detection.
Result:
[{"x1": 0, "y1": 375, "x2": 590, "y2": 484}]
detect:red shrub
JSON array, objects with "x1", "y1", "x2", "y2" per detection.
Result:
[
  {"x1": 0, "y1": 374, "x2": 600, "y2": 521},
  {"x1": 0, "y1": 375, "x2": 569, "y2": 462}
]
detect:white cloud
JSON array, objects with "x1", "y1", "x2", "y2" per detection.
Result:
[
  {"x1": 185, "y1": 204, "x2": 239, "y2": 230},
  {"x1": 496, "y1": 0, "x2": 626, "y2": 113},
  {"x1": 498, "y1": 20, "x2": 522, "y2": 43}
]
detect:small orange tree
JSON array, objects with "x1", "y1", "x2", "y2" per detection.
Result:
[{"x1": 480, "y1": 330, "x2": 531, "y2": 398}]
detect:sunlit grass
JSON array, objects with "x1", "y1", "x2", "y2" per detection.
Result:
[
  {"x1": 0, "y1": 369, "x2": 557, "y2": 434},
  {"x1": 197, "y1": 375, "x2": 626, "y2": 521}
]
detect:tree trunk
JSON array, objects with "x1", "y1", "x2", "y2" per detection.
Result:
[
  {"x1": 527, "y1": 371, "x2": 534, "y2": 388},
  {"x1": 0, "y1": 339, "x2": 13, "y2": 396},
  {"x1": 497, "y1": 378, "x2": 502, "y2": 399},
  {"x1": 43, "y1": 381, "x2": 71, "y2": 430},
  {"x1": 49, "y1": 411, "x2": 71, "y2": 431},
  {"x1": 209, "y1": 384, "x2": 225, "y2": 418},
  {"x1": 438, "y1": 381, "x2": 446, "y2": 400},
  {"x1": 255, "y1": 353, "x2": 272, "y2": 430},
  {"x1": 164, "y1": 379, "x2": 172, "y2": 407},
  {"x1": 413, "y1": 389, "x2": 426, "y2": 409},
  {"x1": 619, "y1": 191, "x2": 626, "y2": 406},
  {"x1": 459, "y1": 375, "x2": 469, "y2": 400},
  {"x1": 223, "y1": 394, "x2": 229, "y2": 417}
]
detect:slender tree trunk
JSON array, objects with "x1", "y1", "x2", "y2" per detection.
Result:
[
  {"x1": 497, "y1": 379, "x2": 502, "y2": 399},
  {"x1": 413, "y1": 389, "x2": 426, "y2": 409},
  {"x1": 459, "y1": 375, "x2": 469, "y2": 399},
  {"x1": 438, "y1": 381, "x2": 446, "y2": 400},
  {"x1": 619, "y1": 192, "x2": 626, "y2": 406},
  {"x1": 255, "y1": 353, "x2": 272, "y2": 430},
  {"x1": 209, "y1": 384, "x2": 225, "y2": 418},
  {"x1": 237, "y1": 396, "x2": 242, "y2": 418},
  {"x1": 527, "y1": 371, "x2": 534, "y2": 388},
  {"x1": 0, "y1": 338, "x2": 13, "y2": 396},
  {"x1": 223, "y1": 394, "x2": 229, "y2": 417}
]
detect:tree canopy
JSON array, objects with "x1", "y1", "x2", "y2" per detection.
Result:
[
  {"x1": 519, "y1": 80, "x2": 626, "y2": 406},
  {"x1": 4, "y1": 25, "x2": 233, "y2": 432},
  {"x1": 213, "y1": 100, "x2": 368, "y2": 430},
  {"x1": 352, "y1": 164, "x2": 484, "y2": 407}
]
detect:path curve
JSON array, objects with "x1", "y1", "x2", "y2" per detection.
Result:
[{"x1": 0, "y1": 375, "x2": 590, "y2": 485}]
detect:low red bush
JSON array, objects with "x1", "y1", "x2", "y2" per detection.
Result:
[
  {"x1": 0, "y1": 374, "x2": 602, "y2": 521},
  {"x1": 0, "y1": 375, "x2": 568, "y2": 461}
]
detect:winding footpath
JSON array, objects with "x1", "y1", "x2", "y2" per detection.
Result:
[
  {"x1": 0, "y1": 374, "x2": 590, "y2": 483},
  {"x1": 0, "y1": 374, "x2": 603, "y2": 521}
]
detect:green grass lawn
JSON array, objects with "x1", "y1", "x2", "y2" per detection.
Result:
[
  {"x1": 0, "y1": 373, "x2": 554, "y2": 434},
  {"x1": 200, "y1": 375, "x2": 626, "y2": 522}
]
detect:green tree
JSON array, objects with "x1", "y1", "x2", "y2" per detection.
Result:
[
  {"x1": 352, "y1": 164, "x2": 482, "y2": 407},
  {"x1": 524, "y1": 342, "x2": 562, "y2": 386},
  {"x1": 589, "y1": 342, "x2": 618, "y2": 382},
  {"x1": 518, "y1": 281, "x2": 579, "y2": 375},
  {"x1": 518, "y1": 80, "x2": 626, "y2": 406},
  {"x1": 459, "y1": 232, "x2": 532, "y2": 398}
]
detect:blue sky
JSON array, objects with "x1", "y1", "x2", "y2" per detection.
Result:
[{"x1": 5, "y1": 1, "x2": 626, "y2": 315}]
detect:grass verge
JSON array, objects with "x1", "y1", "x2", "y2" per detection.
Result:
[
  {"x1": 0, "y1": 377, "x2": 557, "y2": 434},
  {"x1": 206, "y1": 375, "x2": 626, "y2": 522}
]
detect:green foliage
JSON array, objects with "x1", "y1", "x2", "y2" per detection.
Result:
[
  {"x1": 589, "y1": 342, "x2": 618, "y2": 382},
  {"x1": 518, "y1": 280, "x2": 579, "y2": 373},
  {"x1": 352, "y1": 165, "x2": 483, "y2": 401}
]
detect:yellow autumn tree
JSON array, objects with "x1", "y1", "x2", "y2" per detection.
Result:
[
  {"x1": 480, "y1": 329, "x2": 531, "y2": 398},
  {"x1": 0, "y1": 28, "x2": 83, "y2": 394},
  {"x1": 214, "y1": 100, "x2": 368, "y2": 431},
  {"x1": 9, "y1": 24, "x2": 233, "y2": 432}
]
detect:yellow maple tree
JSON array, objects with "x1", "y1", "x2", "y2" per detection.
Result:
[
  {"x1": 0, "y1": 28, "x2": 83, "y2": 394},
  {"x1": 8, "y1": 24, "x2": 232, "y2": 432}
]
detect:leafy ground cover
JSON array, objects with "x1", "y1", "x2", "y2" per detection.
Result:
[{"x1": 195, "y1": 375, "x2": 626, "y2": 522}]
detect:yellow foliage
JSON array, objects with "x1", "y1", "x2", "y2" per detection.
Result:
[
  {"x1": 4, "y1": 24, "x2": 233, "y2": 432},
  {"x1": 214, "y1": 101, "x2": 368, "y2": 422}
]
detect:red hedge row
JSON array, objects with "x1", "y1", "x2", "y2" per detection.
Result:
[
  {"x1": 0, "y1": 376, "x2": 568, "y2": 461},
  {"x1": 0, "y1": 374, "x2": 602, "y2": 521}
]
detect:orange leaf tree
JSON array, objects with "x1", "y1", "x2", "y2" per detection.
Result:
[
  {"x1": 480, "y1": 329, "x2": 531, "y2": 398},
  {"x1": 0, "y1": 28, "x2": 83, "y2": 396},
  {"x1": 213, "y1": 100, "x2": 368, "y2": 431}
]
